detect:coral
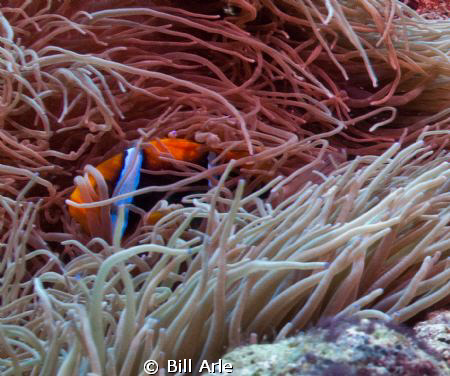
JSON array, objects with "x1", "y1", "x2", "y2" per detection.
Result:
[
  {"x1": 208, "y1": 318, "x2": 449, "y2": 375},
  {"x1": 415, "y1": 310, "x2": 450, "y2": 364},
  {"x1": 417, "y1": 1, "x2": 449, "y2": 19}
]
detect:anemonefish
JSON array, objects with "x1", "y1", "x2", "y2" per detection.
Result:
[{"x1": 68, "y1": 138, "x2": 251, "y2": 237}]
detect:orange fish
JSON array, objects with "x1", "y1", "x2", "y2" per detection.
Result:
[
  {"x1": 68, "y1": 139, "x2": 206, "y2": 236},
  {"x1": 68, "y1": 137, "x2": 264, "y2": 237}
]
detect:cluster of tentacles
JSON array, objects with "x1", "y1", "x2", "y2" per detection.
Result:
[{"x1": 0, "y1": 1, "x2": 448, "y2": 375}]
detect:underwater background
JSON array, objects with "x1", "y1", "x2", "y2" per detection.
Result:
[{"x1": 0, "y1": 1, "x2": 449, "y2": 375}]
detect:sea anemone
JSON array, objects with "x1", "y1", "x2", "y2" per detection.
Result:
[{"x1": 0, "y1": 1, "x2": 448, "y2": 375}]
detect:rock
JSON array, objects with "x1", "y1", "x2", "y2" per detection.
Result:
[
  {"x1": 414, "y1": 310, "x2": 450, "y2": 365},
  {"x1": 206, "y1": 317, "x2": 449, "y2": 375}
]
